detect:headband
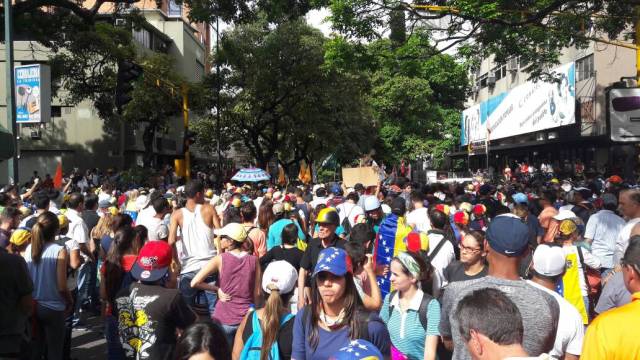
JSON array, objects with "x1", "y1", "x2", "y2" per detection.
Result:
[{"x1": 396, "y1": 252, "x2": 420, "y2": 280}]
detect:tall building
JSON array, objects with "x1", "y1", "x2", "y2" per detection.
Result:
[
  {"x1": 0, "y1": 0, "x2": 210, "y2": 183},
  {"x1": 451, "y1": 42, "x2": 637, "y2": 178}
]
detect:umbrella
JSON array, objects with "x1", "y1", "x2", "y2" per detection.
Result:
[{"x1": 231, "y1": 167, "x2": 271, "y2": 182}]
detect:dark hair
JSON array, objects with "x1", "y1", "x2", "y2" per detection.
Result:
[
  {"x1": 258, "y1": 201, "x2": 275, "y2": 231},
  {"x1": 346, "y1": 192, "x2": 359, "y2": 203},
  {"x1": 345, "y1": 241, "x2": 366, "y2": 269},
  {"x1": 429, "y1": 208, "x2": 448, "y2": 230},
  {"x1": 410, "y1": 191, "x2": 424, "y2": 203},
  {"x1": 110, "y1": 213, "x2": 133, "y2": 233},
  {"x1": 316, "y1": 188, "x2": 327, "y2": 198},
  {"x1": 393, "y1": 251, "x2": 434, "y2": 293},
  {"x1": 308, "y1": 273, "x2": 363, "y2": 349},
  {"x1": 541, "y1": 190, "x2": 557, "y2": 204},
  {"x1": 133, "y1": 225, "x2": 148, "y2": 245},
  {"x1": 175, "y1": 321, "x2": 231, "y2": 360},
  {"x1": 622, "y1": 235, "x2": 640, "y2": 271},
  {"x1": 241, "y1": 201, "x2": 257, "y2": 222},
  {"x1": 67, "y1": 192, "x2": 84, "y2": 209},
  {"x1": 152, "y1": 196, "x2": 170, "y2": 214},
  {"x1": 465, "y1": 230, "x2": 485, "y2": 251},
  {"x1": 31, "y1": 211, "x2": 59, "y2": 263},
  {"x1": 349, "y1": 223, "x2": 375, "y2": 244},
  {"x1": 224, "y1": 207, "x2": 242, "y2": 225},
  {"x1": 455, "y1": 288, "x2": 524, "y2": 346},
  {"x1": 104, "y1": 227, "x2": 141, "y2": 303},
  {"x1": 184, "y1": 180, "x2": 204, "y2": 199},
  {"x1": 32, "y1": 191, "x2": 51, "y2": 210},
  {"x1": 84, "y1": 193, "x2": 99, "y2": 210},
  {"x1": 1, "y1": 206, "x2": 20, "y2": 222},
  {"x1": 281, "y1": 223, "x2": 298, "y2": 245}
]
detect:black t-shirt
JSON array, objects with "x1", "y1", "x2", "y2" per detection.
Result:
[
  {"x1": 242, "y1": 311, "x2": 295, "y2": 360},
  {"x1": 115, "y1": 283, "x2": 196, "y2": 360},
  {"x1": 260, "y1": 246, "x2": 304, "y2": 270},
  {"x1": 300, "y1": 236, "x2": 347, "y2": 286},
  {"x1": 443, "y1": 261, "x2": 488, "y2": 283}
]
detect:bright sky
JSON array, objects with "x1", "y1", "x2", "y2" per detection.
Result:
[{"x1": 306, "y1": 8, "x2": 333, "y2": 36}]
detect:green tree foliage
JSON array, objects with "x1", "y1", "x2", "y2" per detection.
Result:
[{"x1": 205, "y1": 17, "x2": 374, "y2": 169}]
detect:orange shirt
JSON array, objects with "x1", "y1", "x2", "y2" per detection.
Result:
[{"x1": 581, "y1": 292, "x2": 640, "y2": 360}]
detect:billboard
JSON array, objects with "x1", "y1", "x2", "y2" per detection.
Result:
[
  {"x1": 609, "y1": 88, "x2": 640, "y2": 142},
  {"x1": 167, "y1": 0, "x2": 182, "y2": 17},
  {"x1": 15, "y1": 64, "x2": 51, "y2": 123},
  {"x1": 461, "y1": 62, "x2": 575, "y2": 145}
]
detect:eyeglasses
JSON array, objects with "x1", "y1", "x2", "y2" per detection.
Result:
[{"x1": 459, "y1": 243, "x2": 482, "y2": 253}]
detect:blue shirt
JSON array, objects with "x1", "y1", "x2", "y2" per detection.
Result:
[
  {"x1": 292, "y1": 306, "x2": 391, "y2": 360},
  {"x1": 380, "y1": 291, "x2": 441, "y2": 360},
  {"x1": 267, "y1": 219, "x2": 305, "y2": 250},
  {"x1": 25, "y1": 242, "x2": 66, "y2": 311}
]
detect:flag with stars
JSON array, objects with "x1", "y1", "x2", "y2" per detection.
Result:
[
  {"x1": 374, "y1": 213, "x2": 412, "y2": 297},
  {"x1": 328, "y1": 339, "x2": 383, "y2": 360}
]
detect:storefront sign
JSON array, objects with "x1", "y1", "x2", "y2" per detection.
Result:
[
  {"x1": 15, "y1": 64, "x2": 51, "y2": 123},
  {"x1": 609, "y1": 88, "x2": 640, "y2": 142},
  {"x1": 461, "y1": 62, "x2": 575, "y2": 145}
]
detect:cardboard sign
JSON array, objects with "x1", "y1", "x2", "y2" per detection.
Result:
[{"x1": 342, "y1": 167, "x2": 378, "y2": 187}]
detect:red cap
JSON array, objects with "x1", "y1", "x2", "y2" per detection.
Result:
[{"x1": 131, "y1": 241, "x2": 172, "y2": 281}]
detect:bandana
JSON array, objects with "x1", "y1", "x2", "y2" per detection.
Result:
[
  {"x1": 396, "y1": 252, "x2": 420, "y2": 280},
  {"x1": 319, "y1": 307, "x2": 347, "y2": 330}
]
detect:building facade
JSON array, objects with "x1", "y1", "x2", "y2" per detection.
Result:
[
  {"x1": 451, "y1": 41, "x2": 638, "y2": 179},
  {"x1": 0, "y1": 0, "x2": 210, "y2": 183}
]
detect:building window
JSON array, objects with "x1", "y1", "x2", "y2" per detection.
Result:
[
  {"x1": 477, "y1": 74, "x2": 488, "y2": 88},
  {"x1": 493, "y1": 65, "x2": 507, "y2": 81},
  {"x1": 576, "y1": 54, "x2": 594, "y2": 82},
  {"x1": 133, "y1": 28, "x2": 151, "y2": 49}
]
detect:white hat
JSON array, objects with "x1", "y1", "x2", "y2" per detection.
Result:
[
  {"x1": 364, "y1": 197, "x2": 381, "y2": 211},
  {"x1": 533, "y1": 244, "x2": 566, "y2": 277},
  {"x1": 135, "y1": 195, "x2": 149, "y2": 211},
  {"x1": 553, "y1": 210, "x2": 577, "y2": 221},
  {"x1": 214, "y1": 223, "x2": 248, "y2": 243},
  {"x1": 262, "y1": 261, "x2": 298, "y2": 295}
]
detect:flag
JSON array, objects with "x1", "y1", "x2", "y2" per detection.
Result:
[
  {"x1": 298, "y1": 160, "x2": 312, "y2": 184},
  {"x1": 53, "y1": 161, "x2": 63, "y2": 189},
  {"x1": 277, "y1": 164, "x2": 286, "y2": 186},
  {"x1": 374, "y1": 214, "x2": 413, "y2": 297}
]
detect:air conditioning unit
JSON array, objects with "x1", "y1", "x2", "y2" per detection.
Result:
[
  {"x1": 507, "y1": 57, "x2": 519, "y2": 72},
  {"x1": 487, "y1": 72, "x2": 497, "y2": 86},
  {"x1": 115, "y1": 18, "x2": 127, "y2": 27}
]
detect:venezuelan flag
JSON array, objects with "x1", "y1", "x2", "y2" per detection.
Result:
[
  {"x1": 374, "y1": 213, "x2": 413, "y2": 297},
  {"x1": 556, "y1": 252, "x2": 589, "y2": 324}
]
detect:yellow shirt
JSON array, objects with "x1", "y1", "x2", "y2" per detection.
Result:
[{"x1": 581, "y1": 292, "x2": 640, "y2": 360}]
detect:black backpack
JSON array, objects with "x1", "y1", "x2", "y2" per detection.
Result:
[
  {"x1": 339, "y1": 204, "x2": 357, "y2": 235},
  {"x1": 386, "y1": 290, "x2": 433, "y2": 330}
]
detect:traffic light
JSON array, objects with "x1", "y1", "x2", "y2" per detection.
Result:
[{"x1": 115, "y1": 60, "x2": 143, "y2": 114}]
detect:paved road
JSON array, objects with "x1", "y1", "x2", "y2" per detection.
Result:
[{"x1": 71, "y1": 315, "x2": 106, "y2": 359}]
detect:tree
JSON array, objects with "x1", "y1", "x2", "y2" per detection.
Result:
[
  {"x1": 327, "y1": 0, "x2": 640, "y2": 80},
  {"x1": 208, "y1": 17, "x2": 374, "y2": 169}
]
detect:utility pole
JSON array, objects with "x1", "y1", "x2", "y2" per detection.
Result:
[
  {"x1": 215, "y1": 16, "x2": 222, "y2": 183},
  {"x1": 4, "y1": 0, "x2": 18, "y2": 183}
]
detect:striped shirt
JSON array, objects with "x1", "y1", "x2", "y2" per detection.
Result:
[{"x1": 379, "y1": 289, "x2": 440, "y2": 360}]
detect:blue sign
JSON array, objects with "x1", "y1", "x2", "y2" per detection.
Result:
[{"x1": 15, "y1": 64, "x2": 51, "y2": 123}]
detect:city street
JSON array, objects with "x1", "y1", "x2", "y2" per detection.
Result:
[{"x1": 70, "y1": 316, "x2": 106, "y2": 360}]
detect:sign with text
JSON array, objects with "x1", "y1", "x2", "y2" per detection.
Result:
[
  {"x1": 461, "y1": 62, "x2": 575, "y2": 145},
  {"x1": 15, "y1": 64, "x2": 51, "y2": 123},
  {"x1": 609, "y1": 88, "x2": 640, "y2": 142}
]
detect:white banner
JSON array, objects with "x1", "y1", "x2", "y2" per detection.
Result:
[
  {"x1": 610, "y1": 88, "x2": 640, "y2": 142},
  {"x1": 461, "y1": 62, "x2": 575, "y2": 145}
]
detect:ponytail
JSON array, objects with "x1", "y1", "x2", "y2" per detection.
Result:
[
  {"x1": 260, "y1": 287, "x2": 285, "y2": 360},
  {"x1": 31, "y1": 212, "x2": 59, "y2": 263}
]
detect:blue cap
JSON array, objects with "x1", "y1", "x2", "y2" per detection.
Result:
[
  {"x1": 486, "y1": 214, "x2": 529, "y2": 257},
  {"x1": 313, "y1": 247, "x2": 353, "y2": 277},
  {"x1": 329, "y1": 339, "x2": 383, "y2": 360},
  {"x1": 512, "y1": 192, "x2": 528, "y2": 204}
]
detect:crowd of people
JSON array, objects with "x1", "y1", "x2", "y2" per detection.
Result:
[{"x1": 1, "y1": 168, "x2": 640, "y2": 360}]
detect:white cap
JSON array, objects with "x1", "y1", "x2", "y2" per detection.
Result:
[
  {"x1": 135, "y1": 195, "x2": 149, "y2": 211},
  {"x1": 553, "y1": 210, "x2": 577, "y2": 221},
  {"x1": 262, "y1": 261, "x2": 298, "y2": 295},
  {"x1": 533, "y1": 244, "x2": 566, "y2": 277},
  {"x1": 364, "y1": 197, "x2": 381, "y2": 211}
]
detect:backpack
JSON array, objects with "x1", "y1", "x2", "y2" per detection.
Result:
[
  {"x1": 386, "y1": 290, "x2": 433, "y2": 331},
  {"x1": 338, "y1": 204, "x2": 356, "y2": 236},
  {"x1": 240, "y1": 310, "x2": 294, "y2": 360}
]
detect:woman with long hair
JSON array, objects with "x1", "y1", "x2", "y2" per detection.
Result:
[
  {"x1": 25, "y1": 211, "x2": 73, "y2": 360},
  {"x1": 191, "y1": 223, "x2": 261, "y2": 347},
  {"x1": 380, "y1": 250, "x2": 440, "y2": 360},
  {"x1": 99, "y1": 213, "x2": 133, "y2": 257},
  {"x1": 443, "y1": 231, "x2": 488, "y2": 283},
  {"x1": 233, "y1": 261, "x2": 298, "y2": 359},
  {"x1": 175, "y1": 321, "x2": 231, "y2": 360},
  {"x1": 258, "y1": 201, "x2": 275, "y2": 234},
  {"x1": 291, "y1": 247, "x2": 390, "y2": 360},
  {"x1": 100, "y1": 227, "x2": 143, "y2": 360}
]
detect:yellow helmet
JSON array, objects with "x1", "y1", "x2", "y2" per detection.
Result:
[{"x1": 316, "y1": 208, "x2": 340, "y2": 226}]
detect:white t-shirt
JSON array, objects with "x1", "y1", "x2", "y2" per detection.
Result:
[
  {"x1": 406, "y1": 207, "x2": 431, "y2": 233},
  {"x1": 527, "y1": 281, "x2": 584, "y2": 357},
  {"x1": 136, "y1": 206, "x2": 156, "y2": 228},
  {"x1": 426, "y1": 232, "x2": 455, "y2": 298},
  {"x1": 66, "y1": 208, "x2": 89, "y2": 261},
  {"x1": 615, "y1": 217, "x2": 640, "y2": 264},
  {"x1": 336, "y1": 202, "x2": 365, "y2": 227},
  {"x1": 139, "y1": 216, "x2": 165, "y2": 241}
]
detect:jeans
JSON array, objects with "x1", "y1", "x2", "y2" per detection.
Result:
[
  {"x1": 220, "y1": 323, "x2": 239, "y2": 349},
  {"x1": 105, "y1": 315, "x2": 125, "y2": 360},
  {"x1": 32, "y1": 304, "x2": 66, "y2": 360},
  {"x1": 178, "y1": 271, "x2": 217, "y2": 316},
  {"x1": 73, "y1": 262, "x2": 93, "y2": 325}
]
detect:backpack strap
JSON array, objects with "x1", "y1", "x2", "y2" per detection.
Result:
[
  {"x1": 387, "y1": 290, "x2": 398, "y2": 320},
  {"x1": 388, "y1": 290, "x2": 432, "y2": 331},
  {"x1": 428, "y1": 236, "x2": 447, "y2": 263}
]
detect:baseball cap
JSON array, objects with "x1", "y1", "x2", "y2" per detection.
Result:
[
  {"x1": 486, "y1": 214, "x2": 529, "y2": 257},
  {"x1": 553, "y1": 210, "x2": 577, "y2": 221},
  {"x1": 391, "y1": 197, "x2": 406, "y2": 216},
  {"x1": 262, "y1": 260, "x2": 298, "y2": 295},
  {"x1": 329, "y1": 339, "x2": 383, "y2": 360},
  {"x1": 558, "y1": 219, "x2": 577, "y2": 236},
  {"x1": 363, "y1": 197, "x2": 381, "y2": 212},
  {"x1": 512, "y1": 192, "x2": 528, "y2": 204},
  {"x1": 98, "y1": 199, "x2": 111, "y2": 209},
  {"x1": 10, "y1": 228, "x2": 31, "y2": 246},
  {"x1": 131, "y1": 241, "x2": 172, "y2": 282},
  {"x1": 214, "y1": 223, "x2": 248, "y2": 243},
  {"x1": 532, "y1": 244, "x2": 566, "y2": 277},
  {"x1": 272, "y1": 202, "x2": 285, "y2": 215},
  {"x1": 313, "y1": 247, "x2": 353, "y2": 277},
  {"x1": 602, "y1": 193, "x2": 618, "y2": 206}
]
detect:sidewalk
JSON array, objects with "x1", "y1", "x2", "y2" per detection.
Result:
[{"x1": 71, "y1": 314, "x2": 106, "y2": 359}]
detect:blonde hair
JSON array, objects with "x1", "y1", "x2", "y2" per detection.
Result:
[
  {"x1": 91, "y1": 214, "x2": 114, "y2": 240},
  {"x1": 261, "y1": 286, "x2": 286, "y2": 360}
]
